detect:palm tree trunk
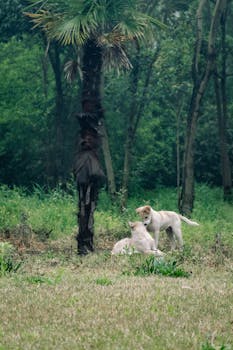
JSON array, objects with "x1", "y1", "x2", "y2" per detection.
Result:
[{"x1": 73, "y1": 39, "x2": 105, "y2": 255}]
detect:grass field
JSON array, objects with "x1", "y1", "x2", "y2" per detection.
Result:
[{"x1": 0, "y1": 185, "x2": 233, "y2": 350}]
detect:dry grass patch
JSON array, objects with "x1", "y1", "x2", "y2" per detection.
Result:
[{"x1": 0, "y1": 250, "x2": 233, "y2": 350}]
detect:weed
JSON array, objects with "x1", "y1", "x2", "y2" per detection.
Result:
[
  {"x1": 95, "y1": 277, "x2": 113, "y2": 286},
  {"x1": 132, "y1": 255, "x2": 190, "y2": 278},
  {"x1": 26, "y1": 270, "x2": 64, "y2": 285},
  {"x1": 0, "y1": 242, "x2": 21, "y2": 276},
  {"x1": 201, "y1": 341, "x2": 230, "y2": 350},
  {"x1": 26, "y1": 275, "x2": 54, "y2": 285}
]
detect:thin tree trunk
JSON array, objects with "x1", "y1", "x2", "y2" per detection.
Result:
[
  {"x1": 179, "y1": 0, "x2": 227, "y2": 215},
  {"x1": 99, "y1": 74, "x2": 116, "y2": 198},
  {"x1": 121, "y1": 42, "x2": 140, "y2": 209},
  {"x1": 214, "y1": 72, "x2": 232, "y2": 199},
  {"x1": 214, "y1": 6, "x2": 232, "y2": 200},
  {"x1": 121, "y1": 129, "x2": 132, "y2": 209},
  {"x1": 100, "y1": 119, "x2": 116, "y2": 198},
  {"x1": 176, "y1": 98, "x2": 184, "y2": 207},
  {"x1": 48, "y1": 43, "x2": 65, "y2": 184},
  {"x1": 121, "y1": 46, "x2": 159, "y2": 208},
  {"x1": 73, "y1": 39, "x2": 105, "y2": 255}
]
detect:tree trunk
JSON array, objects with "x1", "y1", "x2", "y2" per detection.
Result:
[
  {"x1": 73, "y1": 39, "x2": 105, "y2": 255},
  {"x1": 121, "y1": 128, "x2": 133, "y2": 209},
  {"x1": 100, "y1": 119, "x2": 116, "y2": 198},
  {"x1": 48, "y1": 43, "x2": 66, "y2": 185},
  {"x1": 121, "y1": 43, "x2": 140, "y2": 209},
  {"x1": 99, "y1": 72, "x2": 116, "y2": 199},
  {"x1": 121, "y1": 45, "x2": 159, "y2": 208},
  {"x1": 179, "y1": 0, "x2": 227, "y2": 215},
  {"x1": 214, "y1": 6, "x2": 232, "y2": 200},
  {"x1": 176, "y1": 98, "x2": 184, "y2": 207}
]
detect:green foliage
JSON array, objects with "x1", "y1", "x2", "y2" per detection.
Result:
[
  {"x1": 132, "y1": 256, "x2": 190, "y2": 278},
  {"x1": 0, "y1": 185, "x2": 76, "y2": 239},
  {"x1": 0, "y1": 242, "x2": 21, "y2": 275},
  {"x1": 0, "y1": 1, "x2": 232, "y2": 191},
  {"x1": 0, "y1": 0, "x2": 30, "y2": 41},
  {"x1": 0, "y1": 36, "x2": 51, "y2": 186}
]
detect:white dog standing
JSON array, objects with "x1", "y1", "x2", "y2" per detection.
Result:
[
  {"x1": 136, "y1": 205, "x2": 199, "y2": 249},
  {"x1": 111, "y1": 221, "x2": 164, "y2": 256}
]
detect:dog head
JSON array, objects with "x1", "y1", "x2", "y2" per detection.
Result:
[
  {"x1": 128, "y1": 221, "x2": 147, "y2": 232},
  {"x1": 135, "y1": 205, "x2": 152, "y2": 224}
]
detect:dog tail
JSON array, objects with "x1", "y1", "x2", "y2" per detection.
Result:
[{"x1": 179, "y1": 215, "x2": 199, "y2": 226}]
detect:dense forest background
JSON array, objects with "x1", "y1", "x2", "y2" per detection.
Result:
[{"x1": 0, "y1": 0, "x2": 232, "y2": 205}]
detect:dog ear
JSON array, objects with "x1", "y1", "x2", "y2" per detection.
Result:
[
  {"x1": 144, "y1": 205, "x2": 151, "y2": 214},
  {"x1": 128, "y1": 221, "x2": 135, "y2": 229}
]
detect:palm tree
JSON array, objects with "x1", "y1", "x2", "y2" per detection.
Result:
[{"x1": 26, "y1": 0, "x2": 163, "y2": 254}]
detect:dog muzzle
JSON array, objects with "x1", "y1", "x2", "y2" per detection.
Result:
[{"x1": 143, "y1": 216, "x2": 151, "y2": 226}]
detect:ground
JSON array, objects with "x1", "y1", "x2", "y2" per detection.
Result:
[{"x1": 0, "y1": 234, "x2": 232, "y2": 350}]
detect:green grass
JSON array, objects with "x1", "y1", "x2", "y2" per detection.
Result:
[
  {"x1": 0, "y1": 185, "x2": 77, "y2": 239},
  {"x1": 131, "y1": 255, "x2": 191, "y2": 278},
  {"x1": 0, "y1": 184, "x2": 232, "y2": 349}
]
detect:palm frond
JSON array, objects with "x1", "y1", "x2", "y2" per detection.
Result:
[
  {"x1": 26, "y1": 2, "x2": 99, "y2": 45},
  {"x1": 26, "y1": 0, "x2": 166, "y2": 49},
  {"x1": 97, "y1": 32, "x2": 127, "y2": 46},
  {"x1": 52, "y1": 16, "x2": 91, "y2": 45},
  {"x1": 113, "y1": 11, "x2": 167, "y2": 43},
  {"x1": 102, "y1": 44, "x2": 133, "y2": 73},
  {"x1": 25, "y1": 10, "x2": 58, "y2": 31},
  {"x1": 64, "y1": 59, "x2": 82, "y2": 82}
]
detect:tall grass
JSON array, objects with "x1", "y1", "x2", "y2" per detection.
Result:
[
  {"x1": 0, "y1": 184, "x2": 232, "y2": 253},
  {"x1": 0, "y1": 185, "x2": 77, "y2": 239}
]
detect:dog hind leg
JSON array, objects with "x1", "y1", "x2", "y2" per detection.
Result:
[
  {"x1": 172, "y1": 227, "x2": 183, "y2": 249},
  {"x1": 166, "y1": 227, "x2": 176, "y2": 250}
]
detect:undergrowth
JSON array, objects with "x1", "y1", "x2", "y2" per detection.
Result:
[{"x1": 0, "y1": 183, "x2": 232, "y2": 258}]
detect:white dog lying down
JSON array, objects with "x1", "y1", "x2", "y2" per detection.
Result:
[
  {"x1": 136, "y1": 205, "x2": 199, "y2": 249},
  {"x1": 111, "y1": 221, "x2": 164, "y2": 256}
]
